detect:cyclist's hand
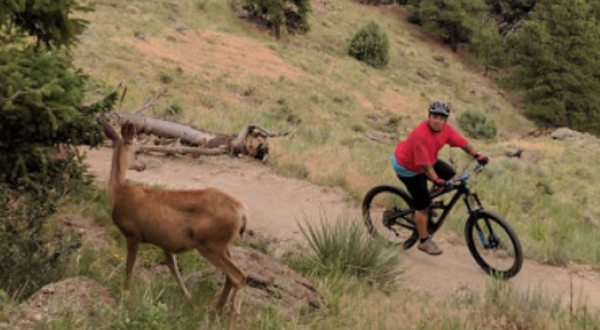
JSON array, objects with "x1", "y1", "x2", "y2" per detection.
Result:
[
  {"x1": 434, "y1": 178, "x2": 448, "y2": 191},
  {"x1": 475, "y1": 152, "x2": 489, "y2": 166}
]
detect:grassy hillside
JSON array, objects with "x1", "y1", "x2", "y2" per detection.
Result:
[
  {"x1": 3, "y1": 1, "x2": 599, "y2": 328},
  {"x1": 72, "y1": 0, "x2": 600, "y2": 269}
]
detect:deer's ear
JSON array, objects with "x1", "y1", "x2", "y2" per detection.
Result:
[
  {"x1": 96, "y1": 116, "x2": 120, "y2": 142},
  {"x1": 121, "y1": 122, "x2": 136, "y2": 142}
]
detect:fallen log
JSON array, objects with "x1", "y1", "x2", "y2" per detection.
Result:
[
  {"x1": 115, "y1": 113, "x2": 218, "y2": 146},
  {"x1": 111, "y1": 113, "x2": 288, "y2": 161}
]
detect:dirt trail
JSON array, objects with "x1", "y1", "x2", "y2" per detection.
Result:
[{"x1": 85, "y1": 148, "x2": 600, "y2": 310}]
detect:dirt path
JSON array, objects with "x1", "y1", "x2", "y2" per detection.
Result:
[{"x1": 85, "y1": 148, "x2": 600, "y2": 310}]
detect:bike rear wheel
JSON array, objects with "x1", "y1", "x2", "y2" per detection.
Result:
[
  {"x1": 362, "y1": 185, "x2": 418, "y2": 249},
  {"x1": 465, "y1": 211, "x2": 523, "y2": 279}
]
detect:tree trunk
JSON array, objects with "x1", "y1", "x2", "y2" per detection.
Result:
[{"x1": 450, "y1": 24, "x2": 458, "y2": 53}]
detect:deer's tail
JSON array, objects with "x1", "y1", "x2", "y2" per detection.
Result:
[{"x1": 239, "y1": 208, "x2": 247, "y2": 238}]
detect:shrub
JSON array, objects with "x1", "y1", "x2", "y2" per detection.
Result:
[
  {"x1": 166, "y1": 100, "x2": 184, "y2": 118},
  {"x1": 457, "y1": 109, "x2": 498, "y2": 139},
  {"x1": 0, "y1": 151, "x2": 91, "y2": 301},
  {"x1": 348, "y1": 21, "x2": 390, "y2": 68},
  {"x1": 242, "y1": 0, "x2": 311, "y2": 39},
  {"x1": 298, "y1": 216, "x2": 404, "y2": 287},
  {"x1": 158, "y1": 72, "x2": 173, "y2": 84}
]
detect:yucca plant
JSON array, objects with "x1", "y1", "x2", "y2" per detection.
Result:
[{"x1": 298, "y1": 215, "x2": 404, "y2": 287}]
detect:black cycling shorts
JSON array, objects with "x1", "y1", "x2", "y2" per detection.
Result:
[{"x1": 397, "y1": 159, "x2": 456, "y2": 211}]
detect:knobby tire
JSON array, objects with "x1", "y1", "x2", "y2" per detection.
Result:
[
  {"x1": 362, "y1": 185, "x2": 418, "y2": 249},
  {"x1": 465, "y1": 211, "x2": 523, "y2": 279}
]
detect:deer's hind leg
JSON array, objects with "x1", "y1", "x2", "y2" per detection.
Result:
[
  {"x1": 164, "y1": 250, "x2": 192, "y2": 299},
  {"x1": 216, "y1": 277, "x2": 234, "y2": 311},
  {"x1": 197, "y1": 247, "x2": 247, "y2": 324}
]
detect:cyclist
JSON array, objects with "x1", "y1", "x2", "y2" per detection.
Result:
[{"x1": 391, "y1": 101, "x2": 489, "y2": 255}]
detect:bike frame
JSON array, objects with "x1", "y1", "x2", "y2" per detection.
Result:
[
  {"x1": 389, "y1": 165, "x2": 484, "y2": 235},
  {"x1": 427, "y1": 172, "x2": 483, "y2": 234}
]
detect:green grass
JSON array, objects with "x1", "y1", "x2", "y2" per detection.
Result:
[
  {"x1": 30, "y1": 274, "x2": 600, "y2": 330},
  {"x1": 12, "y1": 204, "x2": 600, "y2": 330}
]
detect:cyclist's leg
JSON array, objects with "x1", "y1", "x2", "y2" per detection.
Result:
[
  {"x1": 428, "y1": 160, "x2": 457, "y2": 194},
  {"x1": 398, "y1": 175, "x2": 441, "y2": 255},
  {"x1": 398, "y1": 175, "x2": 430, "y2": 235},
  {"x1": 434, "y1": 159, "x2": 457, "y2": 181}
]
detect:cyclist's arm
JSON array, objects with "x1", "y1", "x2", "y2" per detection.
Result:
[
  {"x1": 461, "y1": 144, "x2": 478, "y2": 157},
  {"x1": 422, "y1": 164, "x2": 439, "y2": 181}
]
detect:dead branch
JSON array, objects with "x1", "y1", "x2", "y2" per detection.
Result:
[
  {"x1": 415, "y1": 71, "x2": 428, "y2": 79},
  {"x1": 153, "y1": 137, "x2": 179, "y2": 146},
  {"x1": 134, "y1": 90, "x2": 166, "y2": 115},
  {"x1": 248, "y1": 124, "x2": 289, "y2": 138},
  {"x1": 118, "y1": 86, "x2": 127, "y2": 112},
  {"x1": 140, "y1": 145, "x2": 228, "y2": 156},
  {"x1": 484, "y1": 65, "x2": 499, "y2": 77}
]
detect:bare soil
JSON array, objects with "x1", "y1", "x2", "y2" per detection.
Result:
[{"x1": 85, "y1": 148, "x2": 600, "y2": 311}]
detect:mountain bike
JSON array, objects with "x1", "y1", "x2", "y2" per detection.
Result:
[{"x1": 362, "y1": 164, "x2": 523, "y2": 279}]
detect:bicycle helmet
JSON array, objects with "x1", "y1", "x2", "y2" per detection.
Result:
[{"x1": 429, "y1": 101, "x2": 450, "y2": 117}]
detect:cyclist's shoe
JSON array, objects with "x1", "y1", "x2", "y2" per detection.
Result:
[
  {"x1": 382, "y1": 209, "x2": 396, "y2": 227},
  {"x1": 418, "y1": 239, "x2": 443, "y2": 256}
]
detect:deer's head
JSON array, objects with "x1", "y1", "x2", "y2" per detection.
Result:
[
  {"x1": 97, "y1": 117, "x2": 146, "y2": 172},
  {"x1": 119, "y1": 122, "x2": 146, "y2": 172}
]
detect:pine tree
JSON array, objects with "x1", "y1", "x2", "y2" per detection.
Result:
[
  {"x1": 485, "y1": 0, "x2": 537, "y2": 33},
  {"x1": 0, "y1": 0, "x2": 113, "y2": 300},
  {"x1": 0, "y1": 0, "x2": 116, "y2": 184},
  {"x1": 508, "y1": 0, "x2": 600, "y2": 132},
  {"x1": 469, "y1": 18, "x2": 507, "y2": 67},
  {"x1": 418, "y1": 0, "x2": 489, "y2": 52},
  {"x1": 242, "y1": 0, "x2": 311, "y2": 39},
  {"x1": 0, "y1": 0, "x2": 91, "y2": 49}
]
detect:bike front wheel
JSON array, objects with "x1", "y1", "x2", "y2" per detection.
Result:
[
  {"x1": 362, "y1": 185, "x2": 418, "y2": 249},
  {"x1": 465, "y1": 211, "x2": 523, "y2": 279}
]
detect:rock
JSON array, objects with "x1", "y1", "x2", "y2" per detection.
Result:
[
  {"x1": 12, "y1": 277, "x2": 115, "y2": 328},
  {"x1": 235, "y1": 9, "x2": 250, "y2": 19},
  {"x1": 505, "y1": 147, "x2": 524, "y2": 158},
  {"x1": 139, "y1": 156, "x2": 163, "y2": 170},
  {"x1": 184, "y1": 246, "x2": 325, "y2": 320},
  {"x1": 551, "y1": 127, "x2": 595, "y2": 141},
  {"x1": 365, "y1": 130, "x2": 394, "y2": 143}
]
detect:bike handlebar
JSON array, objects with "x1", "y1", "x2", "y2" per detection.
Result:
[{"x1": 448, "y1": 164, "x2": 484, "y2": 187}]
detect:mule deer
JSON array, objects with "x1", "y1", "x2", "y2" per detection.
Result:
[{"x1": 96, "y1": 117, "x2": 247, "y2": 325}]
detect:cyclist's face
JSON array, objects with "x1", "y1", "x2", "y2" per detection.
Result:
[{"x1": 428, "y1": 114, "x2": 447, "y2": 132}]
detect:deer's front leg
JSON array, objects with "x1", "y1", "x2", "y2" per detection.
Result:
[
  {"x1": 124, "y1": 238, "x2": 139, "y2": 291},
  {"x1": 164, "y1": 250, "x2": 192, "y2": 299}
]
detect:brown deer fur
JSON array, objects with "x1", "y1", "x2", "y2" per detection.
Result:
[{"x1": 97, "y1": 118, "x2": 247, "y2": 326}]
